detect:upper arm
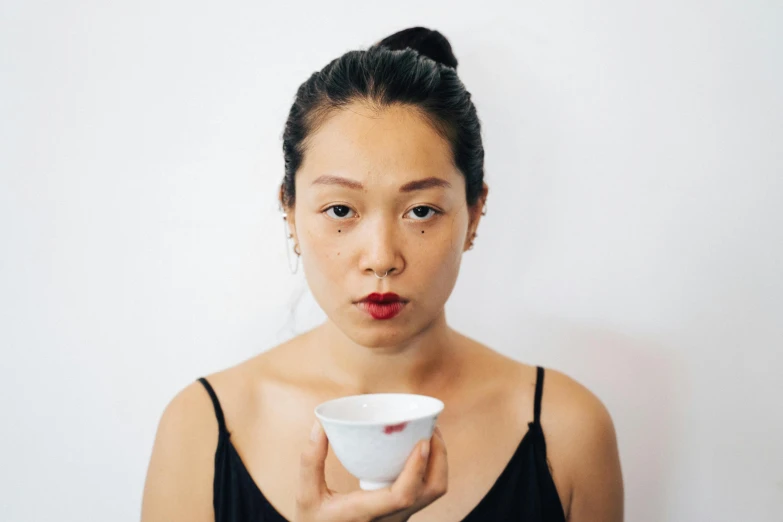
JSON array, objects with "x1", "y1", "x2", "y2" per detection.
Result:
[
  {"x1": 567, "y1": 393, "x2": 624, "y2": 522},
  {"x1": 141, "y1": 381, "x2": 218, "y2": 522},
  {"x1": 544, "y1": 371, "x2": 624, "y2": 522}
]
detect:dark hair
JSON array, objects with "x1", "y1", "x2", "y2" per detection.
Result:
[{"x1": 280, "y1": 27, "x2": 485, "y2": 208}]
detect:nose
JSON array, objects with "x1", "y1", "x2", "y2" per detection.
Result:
[{"x1": 360, "y1": 216, "x2": 403, "y2": 278}]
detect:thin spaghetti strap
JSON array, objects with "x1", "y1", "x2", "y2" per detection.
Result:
[
  {"x1": 198, "y1": 377, "x2": 228, "y2": 435},
  {"x1": 533, "y1": 366, "x2": 545, "y2": 424}
]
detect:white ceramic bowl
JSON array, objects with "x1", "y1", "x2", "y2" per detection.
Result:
[{"x1": 314, "y1": 393, "x2": 445, "y2": 491}]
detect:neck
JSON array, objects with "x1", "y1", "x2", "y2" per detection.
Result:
[{"x1": 307, "y1": 310, "x2": 466, "y2": 396}]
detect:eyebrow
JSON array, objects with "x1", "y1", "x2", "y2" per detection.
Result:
[{"x1": 311, "y1": 175, "x2": 452, "y2": 192}]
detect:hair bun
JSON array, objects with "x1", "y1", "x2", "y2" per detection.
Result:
[{"x1": 375, "y1": 27, "x2": 458, "y2": 70}]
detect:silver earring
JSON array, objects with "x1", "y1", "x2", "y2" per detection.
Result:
[{"x1": 282, "y1": 215, "x2": 299, "y2": 274}]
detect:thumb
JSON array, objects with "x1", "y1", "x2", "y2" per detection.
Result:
[{"x1": 297, "y1": 420, "x2": 329, "y2": 509}]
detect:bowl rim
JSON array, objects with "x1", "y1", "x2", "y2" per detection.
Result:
[{"x1": 313, "y1": 393, "x2": 445, "y2": 426}]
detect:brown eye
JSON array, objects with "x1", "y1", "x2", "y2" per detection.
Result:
[
  {"x1": 407, "y1": 206, "x2": 440, "y2": 221},
  {"x1": 324, "y1": 205, "x2": 355, "y2": 219}
]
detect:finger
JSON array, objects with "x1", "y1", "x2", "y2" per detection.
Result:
[
  {"x1": 386, "y1": 439, "x2": 431, "y2": 508},
  {"x1": 338, "y1": 439, "x2": 430, "y2": 520},
  {"x1": 297, "y1": 420, "x2": 328, "y2": 509},
  {"x1": 394, "y1": 438, "x2": 430, "y2": 488},
  {"x1": 422, "y1": 429, "x2": 449, "y2": 501}
]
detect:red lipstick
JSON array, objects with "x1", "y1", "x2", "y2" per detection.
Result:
[
  {"x1": 358, "y1": 293, "x2": 407, "y2": 320},
  {"x1": 364, "y1": 293, "x2": 402, "y2": 303}
]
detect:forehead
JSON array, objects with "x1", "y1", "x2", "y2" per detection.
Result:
[{"x1": 297, "y1": 102, "x2": 461, "y2": 188}]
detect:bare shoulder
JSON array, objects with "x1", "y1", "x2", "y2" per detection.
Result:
[
  {"x1": 141, "y1": 379, "x2": 220, "y2": 522},
  {"x1": 539, "y1": 368, "x2": 616, "y2": 438},
  {"x1": 140, "y1": 357, "x2": 265, "y2": 522},
  {"x1": 469, "y1": 350, "x2": 617, "y2": 439},
  {"x1": 539, "y1": 368, "x2": 625, "y2": 522}
]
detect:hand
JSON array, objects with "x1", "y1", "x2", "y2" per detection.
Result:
[{"x1": 295, "y1": 423, "x2": 448, "y2": 522}]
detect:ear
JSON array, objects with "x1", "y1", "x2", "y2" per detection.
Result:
[
  {"x1": 279, "y1": 185, "x2": 298, "y2": 241},
  {"x1": 465, "y1": 182, "x2": 489, "y2": 250}
]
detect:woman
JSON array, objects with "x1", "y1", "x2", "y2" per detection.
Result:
[{"x1": 141, "y1": 27, "x2": 624, "y2": 522}]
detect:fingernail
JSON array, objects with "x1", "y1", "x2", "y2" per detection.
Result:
[
  {"x1": 420, "y1": 439, "x2": 430, "y2": 459},
  {"x1": 434, "y1": 426, "x2": 443, "y2": 440},
  {"x1": 310, "y1": 421, "x2": 321, "y2": 442}
]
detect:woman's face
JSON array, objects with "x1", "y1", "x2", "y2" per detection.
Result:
[{"x1": 285, "y1": 102, "x2": 486, "y2": 348}]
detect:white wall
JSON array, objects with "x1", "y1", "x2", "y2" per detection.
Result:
[{"x1": 1, "y1": 1, "x2": 780, "y2": 521}]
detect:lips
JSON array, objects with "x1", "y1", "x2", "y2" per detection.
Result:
[
  {"x1": 357, "y1": 293, "x2": 408, "y2": 320},
  {"x1": 362, "y1": 292, "x2": 404, "y2": 304}
]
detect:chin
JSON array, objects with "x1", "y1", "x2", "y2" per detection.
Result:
[
  {"x1": 346, "y1": 327, "x2": 413, "y2": 350},
  {"x1": 327, "y1": 315, "x2": 421, "y2": 350}
]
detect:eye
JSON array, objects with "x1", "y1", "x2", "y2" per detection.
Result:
[
  {"x1": 324, "y1": 205, "x2": 355, "y2": 220},
  {"x1": 406, "y1": 206, "x2": 441, "y2": 221}
]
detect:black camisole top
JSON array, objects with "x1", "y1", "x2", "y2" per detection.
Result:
[{"x1": 197, "y1": 366, "x2": 566, "y2": 521}]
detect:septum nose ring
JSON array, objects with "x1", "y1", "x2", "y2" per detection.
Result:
[{"x1": 373, "y1": 270, "x2": 390, "y2": 279}]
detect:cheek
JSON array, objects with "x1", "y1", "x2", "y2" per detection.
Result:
[
  {"x1": 300, "y1": 228, "x2": 344, "y2": 275},
  {"x1": 413, "y1": 232, "x2": 462, "y2": 275}
]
